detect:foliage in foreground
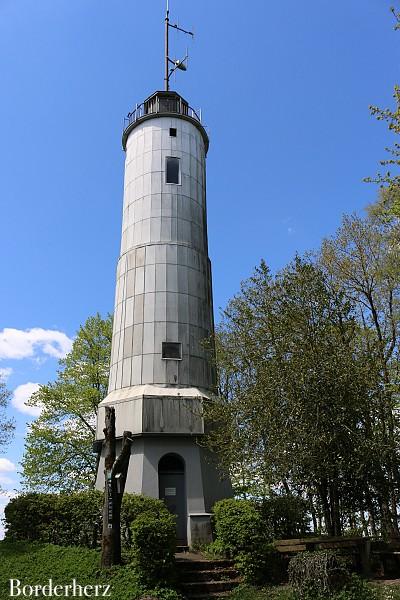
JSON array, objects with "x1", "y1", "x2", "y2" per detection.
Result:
[
  {"x1": 4, "y1": 490, "x2": 103, "y2": 547},
  {"x1": 288, "y1": 550, "x2": 350, "y2": 598},
  {"x1": 21, "y1": 313, "x2": 112, "y2": 493},
  {"x1": 210, "y1": 498, "x2": 287, "y2": 585},
  {"x1": 4, "y1": 492, "x2": 177, "y2": 591},
  {"x1": 229, "y1": 581, "x2": 400, "y2": 600},
  {"x1": 130, "y1": 510, "x2": 176, "y2": 588},
  {"x1": 0, "y1": 541, "x2": 181, "y2": 600},
  {"x1": 4, "y1": 491, "x2": 173, "y2": 553}
]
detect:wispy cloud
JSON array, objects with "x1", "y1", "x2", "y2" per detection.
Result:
[
  {"x1": 0, "y1": 367, "x2": 13, "y2": 381},
  {"x1": 12, "y1": 383, "x2": 42, "y2": 417},
  {"x1": 0, "y1": 458, "x2": 16, "y2": 473},
  {"x1": 0, "y1": 475, "x2": 15, "y2": 485},
  {"x1": 0, "y1": 328, "x2": 72, "y2": 361}
]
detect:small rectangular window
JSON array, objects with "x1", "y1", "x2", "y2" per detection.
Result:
[
  {"x1": 169, "y1": 128, "x2": 177, "y2": 137},
  {"x1": 162, "y1": 342, "x2": 182, "y2": 360},
  {"x1": 166, "y1": 157, "x2": 180, "y2": 184}
]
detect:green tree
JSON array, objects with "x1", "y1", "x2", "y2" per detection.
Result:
[
  {"x1": 321, "y1": 211, "x2": 400, "y2": 535},
  {"x1": 0, "y1": 377, "x2": 14, "y2": 449},
  {"x1": 366, "y1": 8, "x2": 400, "y2": 219},
  {"x1": 21, "y1": 314, "x2": 112, "y2": 492},
  {"x1": 205, "y1": 258, "x2": 373, "y2": 536}
]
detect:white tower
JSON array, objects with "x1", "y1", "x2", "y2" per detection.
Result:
[{"x1": 95, "y1": 10, "x2": 232, "y2": 547}]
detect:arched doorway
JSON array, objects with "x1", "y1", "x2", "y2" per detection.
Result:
[{"x1": 158, "y1": 454, "x2": 187, "y2": 545}]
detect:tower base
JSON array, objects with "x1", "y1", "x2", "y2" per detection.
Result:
[{"x1": 95, "y1": 434, "x2": 232, "y2": 547}]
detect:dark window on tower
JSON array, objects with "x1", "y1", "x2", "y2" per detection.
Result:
[
  {"x1": 166, "y1": 157, "x2": 180, "y2": 184},
  {"x1": 162, "y1": 342, "x2": 182, "y2": 360},
  {"x1": 169, "y1": 128, "x2": 177, "y2": 137}
]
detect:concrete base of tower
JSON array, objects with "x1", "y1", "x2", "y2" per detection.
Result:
[
  {"x1": 95, "y1": 435, "x2": 232, "y2": 547},
  {"x1": 96, "y1": 385, "x2": 210, "y2": 439}
]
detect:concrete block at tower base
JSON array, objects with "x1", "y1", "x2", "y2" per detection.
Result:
[
  {"x1": 188, "y1": 513, "x2": 213, "y2": 547},
  {"x1": 96, "y1": 385, "x2": 208, "y2": 439}
]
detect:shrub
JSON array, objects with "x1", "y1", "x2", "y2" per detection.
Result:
[
  {"x1": 260, "y1": 495, "x2": 310, "y2": 540},
  {"x1": 235, "y1": 542, "x2": 287, "y2": 585},
  {"x1": 4, "y1": 491, "x2": 103, "y2": 547},
  {"x1": 212, "y1": 498, "x2": 262, "y2": 557},
  {"x1": 288, "y1": 550, "x2": 350, "y2": 599},
  {"x1": 121, "y1": 494, "x2": 170, "y2": 550},
  {"x1": 129, "y1": 511, "x2": 177, "y2": 587},
  {"x1": 212, "y1": 499, "x2": 287, "y2": 585},
  {"x1": 334, "y1": 574, "x2": 378, "y2": 600},
  {"x1": 4, "y1": 491, "x2": 171, "y2": 552}
]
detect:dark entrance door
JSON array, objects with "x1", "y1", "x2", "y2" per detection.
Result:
[{"x1": 158, "y1": 454, "x2": 187, "y2": 545}]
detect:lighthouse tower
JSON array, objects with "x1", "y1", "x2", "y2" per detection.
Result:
[{"x1": 95, "y1": 8, "x2": 232, "y2": 547}]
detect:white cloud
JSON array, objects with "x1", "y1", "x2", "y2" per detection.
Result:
[
  {"x1": 0, "y1": 458, "x2": 16, "y2": 473},
  {"x1": 0, "y1": 367, "x2": 13, "y2": 381},
  {"x1": 287, "y1": 227, "x2": 295, "y2": 235},
  {"x1": 12, "y1": 383, "x2": 42, "y2": 416},
  {"x1": 0, "y1": 328, "x2": 73, "y2": 361},
  {"x1": 0, "y1": 475, "x2": 15, "y2": 485}
]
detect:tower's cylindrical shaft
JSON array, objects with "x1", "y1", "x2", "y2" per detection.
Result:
[{"x1": 108, "y1": 110, "x2": 214, "y2": 396}]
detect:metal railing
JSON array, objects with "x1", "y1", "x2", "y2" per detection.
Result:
[{"x1": 124, "y1": 97, "x2": 202, "y2": 130}]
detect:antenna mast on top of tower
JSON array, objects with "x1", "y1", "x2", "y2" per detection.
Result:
[{"x1": 164, "y1": 0, "x2": 194, "y2": 91}]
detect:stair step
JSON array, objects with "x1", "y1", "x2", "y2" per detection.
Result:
[
  {"x1": 181, "y1": 578, "x2": 241, "y2": 594},
  {"x1": 176, "y1": 559, "x2": 235, "y2": 571},
  {"x1": 182, "y1": 592, "x2": 233, "y2": 600},
  {"x1": 180, "y1": 568, "x2": 238, "y2": 582}
]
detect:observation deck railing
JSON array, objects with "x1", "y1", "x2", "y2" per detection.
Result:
[{"x1": 124, "y1": 94, "x2": 202, "y2": 130}]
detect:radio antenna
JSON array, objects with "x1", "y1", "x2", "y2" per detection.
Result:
[{"x1": 164, "y1": 1, "x2": 194, "y2": 91}]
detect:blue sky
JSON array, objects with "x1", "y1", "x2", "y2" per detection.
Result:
[{"x1": 0, "y1": 0, "x2": 399, "y2": 530}]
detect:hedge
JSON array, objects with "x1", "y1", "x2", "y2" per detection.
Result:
[
  {"x1": 4, "y1": 491, "x2": 103, "y2": 548},
  {"x1": 4, "y1": 491, "x2": 172, "y2": 552}
]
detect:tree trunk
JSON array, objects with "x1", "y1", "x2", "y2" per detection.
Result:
[
  {"x1": 101, "y1": 406, "x2": 132, "y2": 568},
  {"x1": 329, "y1": 478, "x2": 342, "y2": 536},
  {"x1": 317, "y1": 479, "x2": 334, "y2": 536},
  {"x1": 308, "y1": 492, "x2": 318, "y2": 533}
]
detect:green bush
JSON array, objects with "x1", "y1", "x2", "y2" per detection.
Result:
[
  {"x1": 260, "y1": 495, "x2": 310, "y2": 540},
  {"x1": 288, "y1": 550, "x2": 351, "y2": 599},
  {"x1": 235, "y1": 542, "x2": 287, "y2": 585},
  {"x1": 121, "y1": 494, "x2": 170, "y2": 550},
  {"x1": 212, "y1": 498, "x2": 263, "y2": 557},
  {"x1": 4, "y1": 491, "x2": 172, "y2": 553},
  {"x1": 211, "y1": 498, "x2": 289, "y2": 585},
  {"x1": 333, "y1": 574, "x2": 378, "y2": 600},
  {"x1": 129, "y1": 511, "x2": 177, "y2": 587},
  {"x1": 4, "y1": 491, "x2": 103, "y2": 547}
]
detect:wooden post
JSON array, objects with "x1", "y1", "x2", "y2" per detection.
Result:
[{"x1": 101, "y1": 406, "x2": 132, "y2": 568}]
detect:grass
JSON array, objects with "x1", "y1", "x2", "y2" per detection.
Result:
[
  {"x1": 229, "y1": 584, "x2": 295, "y2": 599},
  {"x1": 227, "y1": 582, "x2": 400, "y2": 600},
  {"x1": 0, "y1": 541, "x2": 180, "y2": 599}
]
